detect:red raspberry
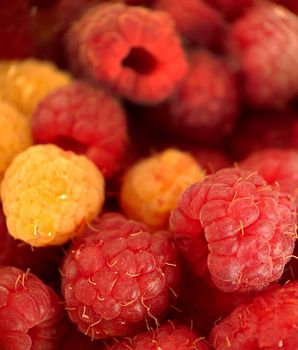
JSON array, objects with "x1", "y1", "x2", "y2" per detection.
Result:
[
  {"x1": 0, "y1": 1, "x2": 33, "y2": 59},
  {"x1": 61, "y1": 212, "x2": 181, "y2": 339},
  {"x1": 170, "y1": 168, "x2": 297, "y2": 293},
  {"x1": 240, "y1": 148, "x2": 298, "y2": 207},
  {"x1": 274, "y1": 0, "x2": 298, "y2": 15},
  {"x1": 228, "y1": 3, "x2": 298, "y2": 109},
  {"x1": 157, "y1": 50, "x2": 239, "y2": 143},
  {"x1": 153, "y1": 0, "x2": 227, "y2": 48},
  {"x1": 66, "y1": 2, "x2": 187, "y2": 104},
  {"x1": 208, "y1": 0, "x2": 256, "y2": 19},
  {"x1": 108, "y1": 321, "x2": 209, "y2": 350},
  {"x1": 32, "y1": 81, "x2": 128, "y2": 178},
  {"x1": 228, "y1": 110, "x2": 297, "y2": 159},
  {"x1": 209, "y1": 281, "x2": 298, "y2": 349},
  {"x1": 0, "y1": 266, "x2": 64, "y2": 350}
]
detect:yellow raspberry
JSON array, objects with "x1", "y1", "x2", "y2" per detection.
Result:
[
  {"x1": 1, "y1": 144, "x2": 105, "y2": 247},
  {"x1": 0, "y1": 100, "x2": 32, "y2": 181},
  {"x1": 120, "y1": 148, "x2": 205, "y2": 229},
  {"x1": 0, "y1": 59, "x2": 71, "y2": 116}
]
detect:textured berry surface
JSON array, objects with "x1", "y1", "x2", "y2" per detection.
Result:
[
  {"x1": 1, "y1": 144, "x2": 105, "y2": 247},
  {"x1": 61, "y1": 212, "x2": 181, "y2": 339},
  {"x1": 0, "y1": 100, "x2": 32, "y2": 180},
  {"x1": 228, "y1": 3, "x2": 298, "y2": 108},
  {"x1": 209, "y1": 0, "x2": 256, "y2": 19},
  {"x1": 108, "y1": 321, "x2": 209, "y2": 350},
  {"x1": 209, "y1": 281, "x2": 298, "y2": 349},
  {"x1": 160, "y1": 50, "x2": 239, "y2": 142},
  {"x1": 240, "y1": 148, "x2": 298, "y2": 207},
  {"x1": 32, "y1": 81, "x2": 128, "y2": 178},
  {"x1": 153, "y1": 0, "x2": 226, "y2": 48},
  {"x1": 170, "y1": 168, "x2": 297, "y2": 292},
  {"x1": 0, "y1": 59, "x2": 71, "y2": 116},
  {"x1": 66, "y1": 2, "x2": 187, "y2": 104},
  {"x1": 0, "y1": 265, "x2": 64, "y2": 350},
  {"x1": 120, "y1": 148, "x2": 205, "y2": 229}
]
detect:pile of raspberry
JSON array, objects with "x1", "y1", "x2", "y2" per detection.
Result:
[{"x1": 0, "y1": 1, "x2": 297, "y2": 349}]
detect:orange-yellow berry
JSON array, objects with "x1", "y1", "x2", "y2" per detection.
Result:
[
  {"x1": 0, "y1": 100, "x2": 32, "y2": 180},
  {"x1": 0, "y1": 59, "x2": 71, "y2": 116},
  {"x1": 1, "y1": 144, "x2": 105, "y2": 247},
  {"x1": 120, "y1": 148, "x2": 205, "y2": 229}
]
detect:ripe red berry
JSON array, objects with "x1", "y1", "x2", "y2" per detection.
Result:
[
  {"x1": 209, "y1": 281, "x2": 298, "y2": 349},
  {"x1": 61, "y1": 213, "x2": 181, "y2": 339},
  {"x1": 0, "y1": 266, "x2": 64, "y2": 350},
  {"x1": 66, "y1": 2, "x2": 187, "y2": 104},
  {"x1": 108, "y1": 321, "x2": 209, "y2": 350},
  {"x1": 158, "y1": 50, "x2": 239, "y2": 143},
  {"x1": 170, "y1": 168, "x2": 297, "y2": 293},
  {"x1": 228, "y1": 2, "x2": 298, "y2": 108},
  {"x1": 32, "y1": 81, "x2": 128, "y2": 178}
]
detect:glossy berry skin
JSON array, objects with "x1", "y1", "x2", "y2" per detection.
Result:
[
  {"x1": 209, "y1": 282, "x2": 298, "y2": 349},
  {"x1": 228, "y1": 3, "x2": 298, "y2": 109},
  {"x1": 66, "y1": 2, "x2": 187, "y2": 104},
  {"x1": 108, "y1": 321, "x2": 209, "y2": 350},
  {"x1": 61, "y1": 213, "x2": 181, "y2": 339},
  {"x1": 0, "y1": 266, "x2": 64, "y2": 350},
  {"x1": 32, "y1": 81, "x2": 128, "y2": 178},
  {"x1": 170, "y1": 168, "x2": 296, "y2": 293}
]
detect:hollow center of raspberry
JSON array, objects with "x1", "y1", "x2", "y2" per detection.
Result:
[
  {"x1": 54, "y1": 136, "x2": 88, "y2": 154},
  {"x1": 122, "y1": 47, "x2": 157, "y2": 74}
]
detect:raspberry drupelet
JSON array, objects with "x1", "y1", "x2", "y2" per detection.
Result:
[
  {"x1": 0, "y1": 265, "x2": 64, "y2": 350},
  {"x1": 170, "y1": 168, "x2": 297, "y2": 293},
  {"x1": 120, "y1": 148, "x2": 205, "y2": 230},
  {"x1": 158, "y1": 50, "x2": 239, "y2": 143},
  {"x1": 209, "y1": 281, "x2": 298, "y2": 349},
  {"x1": 1, "y1": 144, "x2": 105, "y2": 247},
  {"x1": 228, "y1": 2, "x2": 298, "y2": 109},
  {"x1": 66, "y1": 2, "x2": 187, "y2": 104},
  {"x1": 0, "y1": 99, "x2": 32, "y2": 180},
  {"x1": 32, "y1": 81, "x2": 128, "y2": 178},
  {"x1": 61, "y1": 212, "x2": 181, "y2": 339},
  {"x1": 153, "y1": 0, "x2": 226, "y2": 48},
  {"x1": 240, "y1": 148, "x2": 298, "y2": 208},
  {"x1": 0, "y1": 59, "x2": 71, "y2": 116},
  {"x1": 108, "y1": 321, "x2": 209, "y2": 350}
]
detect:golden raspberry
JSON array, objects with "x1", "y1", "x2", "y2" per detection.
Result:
[
  {"x1": 0, "y1": 100, "x2": 32, "y2": 180},
  {"x1": 120, "y1": 148, "x2": 204, "y2": 229},
  {"x1": 1, "y1": 144, "x2": 105, "y2": 247},
  {"x1": 0, "y1": 59, "x2": 71, "y2": 116}
]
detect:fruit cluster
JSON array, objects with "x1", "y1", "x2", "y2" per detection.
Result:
[{"x1": 0, "y1": 0, "x2": 298, "y2": 349}]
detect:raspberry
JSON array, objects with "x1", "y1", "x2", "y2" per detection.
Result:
[
  {"x1": 158, "y1": 50, "x2": 239, "y2": 143},
  {"x1": 0, "y1": 100, "x2": 32, "y2": 180},
  {"x1": 228, "y1": 109, "x2": 297, "y2": 160},
  {"x1": 240, "y1": 148, "x2": 298, "y2": 207},
  {"x1": 61, "y1": 212, "x2": 181, "y2": 339},
  {"x1": 0, "y1": 265, "x2": 64, "y2": 350},
  {"x1": 209, "y1": 0, "x2": 256, "y2": 19},
  {"x1": 32, "y1": 81, "x2": 128, "y2": 178},
  {"x1": 120, "y1": 148, "x2": 205, "y2": 229},
  {"x1": 153, "y1": 0, "x2": 226, "y2": 48},
  {"x1": 0, "y1": 59, "x2": 71, "y2": 116},
  {"x1": 228, "y1": 3, "x2": 298, "y2": 109},
  {"x1": 209, "y1": 281, "x2": 298, "y2": 349},
  {"x1": 170, "y1": 168, "x2": 297, "y2": 292},
  {"x1": 108, "y1": 321, "x2": 209, "y2": 350},
  {"x1": 1, "y1": 144, "x2": 105, "y2": 247},
  {"x1": 66, "y1": 2, "x2": 187, "y2": 104},
  {"x1": 0, "y1": 1, "x2": 34, "y2": 59}
]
